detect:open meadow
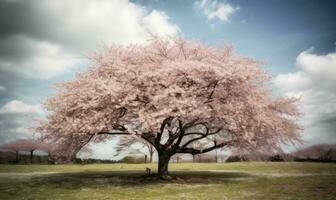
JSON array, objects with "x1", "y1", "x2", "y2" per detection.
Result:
[{"x1": 0, "y1": 162, "x2": 335, "y2": 200}]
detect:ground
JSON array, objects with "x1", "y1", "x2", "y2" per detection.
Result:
[{"x1": 0, "y1": 162, "x2": 335, "y2": 200}]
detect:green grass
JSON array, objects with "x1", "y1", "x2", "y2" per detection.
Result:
[
  {"x1": 1, "y1": 162, "x2": 336, "y2": 173},
  {"x1": 0, "y1": 162, "x2": 336, "y2": 200}
]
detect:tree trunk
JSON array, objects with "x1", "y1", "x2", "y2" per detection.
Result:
[
  {"x1": 15, "y1": 151, "x2": 19, "y2": 164},
  {"x1": 215, "y1": 150, "x2": 218, "y2": 163},
  {"x1": 47, "y1": 151, "x2": 53, "y2": 164},
  {"x1": 157, "y1": 153, "x2": 171, "y2": 179},
  {"x1": 145, "y1": 154, "x2": 147, "y2": 163},
  {"x1": 192, "y1": 154, "x2": 195, "y2": 163},
  {"x1": 30, "y1": 150, "x2": 34, "y2": 164},
  {"x1": 149, "y1": 151, "x2": 153, "y2": 163}
]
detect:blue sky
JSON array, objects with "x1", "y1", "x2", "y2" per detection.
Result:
[
  {"x1": 0, "y1": 0, "x2": 335, "y2": 159},
  {"x1": 147, "y1": 0, "x2": 336, "y2": 74}
]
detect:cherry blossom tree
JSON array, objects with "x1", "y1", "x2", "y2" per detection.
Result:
[
  {"x1": 42, "y1": 133, "x2": 94, "y2": 163},
  {"x1": 0, "y1": 141, "x2": 21, "y2": 163},
  {"x1": 294, "y1": 144, "x2": 336, "y2": 161},
  {"x1": 0, "y1": 139, "x2": 50, "y2": 164},
  {"x1": 36, "y1": 37, "x2": 302, "y2": 179}
]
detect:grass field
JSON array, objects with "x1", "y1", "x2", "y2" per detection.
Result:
[{"x1": 0, "y1": 162, "x2": 335, "y2": 200}]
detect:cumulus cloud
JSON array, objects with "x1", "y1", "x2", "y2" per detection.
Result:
[
  {"x1": 274, "y1": 48, "x2": 336, "y2": 145},
  {"x1": 274, "y1": 72, "x2": 312, "y2": 92},
  {"x1": 142, "y1": 10, "x2": 180, "y2": 37},
  {"x1": 0, "y1": 0, "x2": 179, "y2": 80},
  {"x1": 296, "y1": 48, "x2": 336, "y2": 87},
  {"x1": 0, "y1": 100, "x2": 43, "y2": 115},
  {"x1": 33, "y1": 0, "x2": 179, "y2": 50},
  {"x1": 194, "y1": 0, "x2": 239, "y2": 22}
]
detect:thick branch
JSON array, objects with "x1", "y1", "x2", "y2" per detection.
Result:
[
  {"x1": 71, "y1": 134, "x2": 96, "y2": 157},
  {"x1": 182, "y1": 127, "x2": 209, "y2": 148},
  {"x1": 207, "y1": 80, "x2": 218, "y2": 101},
  {"x1": 97, "y1": 131, "x2": 131, "y2": 135},
  {"x1": 156, "y1": 117, "x2": 173, "y2": 146},
  {"x1": 111, "y1": 124, "x2": 127, "y2": 131},
  {"x1": 141, "y1": 132, "x2": 157, "y2": 149},
  {"x1": 183, "y1": 119, "x2": 200, "y2": 129},
  {"x1": 183, "y1": 122, "x2": 208, "y2": 133},
  {"x1": 183, "y1": 127, "x2": 222, "y2": 148},
  {"x1": 170, "y1": 119, "x2": 185, "y2": 152},
  {"x1": 177, "y1": 140, "x2": 232, "y2": 155}
]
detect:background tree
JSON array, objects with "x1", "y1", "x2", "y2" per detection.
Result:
[
  {"x1": 36, "y1": 37, "x2": 302, "y2": 179},
  {"x1": 0, "y1": 139, "x2": 50, "y2": 164},
  {"x1": 44, "y1": 134, "x2": 94, "y2": 164},
  {"x1": 0, "y1": 141, "x2": 22, "y2": 164},
  {"x1": 188, "y1": 140, "x2": 205, "y2": 162},
  {"x1": 217, "y1": 147, "x2": 229, "y2": 163},
  {"x1": 294, "y1": 144, "x2": 336, "y2": 161},
  {"x1": 171, "y1": 154, "x2": 182, "y2": 163}
]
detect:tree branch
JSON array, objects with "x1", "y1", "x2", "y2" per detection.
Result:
[
  {"x1": 184, "y1": 131, "x2": 220, "y2": 136},
  {"x1": 170, "y1": 119, "x2": 185, "y2": 153},
  {"x1": 207, "y1": 80, "x2": 218, "y2": 102},
  {"x1": 141, "y1": 132, "x2": 157, "y2": 149},
  {"x1": 156, "y1": 117, "x2": 173, "y2": 146},
  {"x1": 97, "y1": 131, "x2": 131, "y2": 135},
  {"x1": 177, "y1": 140, "x2": 232, "y2": 155},
  {"x1": 72, "y1": 134, "x2": 96, "y2": 157}
]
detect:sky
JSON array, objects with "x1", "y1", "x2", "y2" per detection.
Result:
[{"x1": 0, "y1": 0, "x2": 335, "y2": 159}]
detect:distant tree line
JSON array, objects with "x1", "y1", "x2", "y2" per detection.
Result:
[
  {"x1": 1, "y1": 142, "x2": 335, "y2": 164},
  {"x1": 226, "y1": 144, "x2": 336, "y2": 163},
  {"x1": 0, "y1": 151, "x2": 50, "y2": 164}
]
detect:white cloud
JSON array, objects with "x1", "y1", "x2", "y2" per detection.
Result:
[
  {"x1": 38, "y1": 0, "x2": 179, "y2": 49},
  {"x1": 296, "y1": 48, "x2": 336, "y2": 85},
  {"x1": 0, "y1": 0, "x2": 179, "y2": 79},
  {"x1": 274, "y1": 47, "x2": 336, "y2": 145},
  {"x1": 0, "y1": 100, "x2": 43, "y2": 115},
  {"x1": 274, "y1": 71, "x2": 311, "y2": 92},
  {"x1": 142, "y1": 10, "x2": 180, "y2": 37},
  {"x1": 194, "y1": 0, "x2": 239, "y2": 22}
]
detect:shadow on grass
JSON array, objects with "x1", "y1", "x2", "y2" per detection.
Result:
[{"x1": 32, "y1": 170, "x2": 252, "y2": 188}]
